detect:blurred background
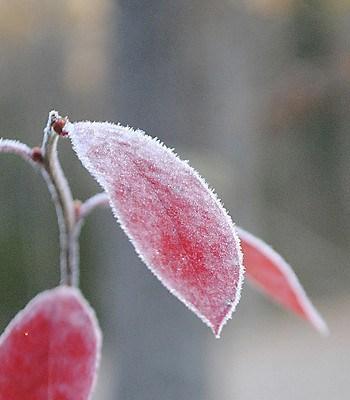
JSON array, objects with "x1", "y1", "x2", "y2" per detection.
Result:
[{"x1": 0, "y1": 0, "x2": 349, "y2": 398}]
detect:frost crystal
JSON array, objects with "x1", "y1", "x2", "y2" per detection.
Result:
[{"x1": 69, "y1": 121, "x2": 244, "y2": 337}]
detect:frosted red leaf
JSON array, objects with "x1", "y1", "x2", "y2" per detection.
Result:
[
  {"x1": 237, "y1": 227, "x2": 328, "y2": 335},
  {"x1": 0, "y1": 286, "x2": 102, "y2": 400},
  {"x1": 68, "y1": 121, "x2": 244, "y2": 337}
]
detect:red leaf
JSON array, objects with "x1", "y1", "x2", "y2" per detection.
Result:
[
  {"x1": 68, "y1": 122, "x2": 244, "y2": 337},
  {"x1": 237, "y1": 227, "x2": 328, "y2": 335},
  {"x1": 0, "y1": 286, "x2": 102, "y2": 399}
]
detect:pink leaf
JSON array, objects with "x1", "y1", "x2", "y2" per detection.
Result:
[
  {"x1": 237, "y1": 227, "x2": 328, "y2": 335},
  {"x1": 68, "y1": 121, "x2": 244, "y2": 337},
  {"x1": 0, "y1": 286, "x2": 102, "y2": 399}
]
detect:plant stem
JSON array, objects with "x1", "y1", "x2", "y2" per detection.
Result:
[
  {"x1": 0, "y1": 139, "x2": 35, "y2": 164},
  {"x1": 1, "y1": 112, "x2": 101, "y2": 287},
  {"x1": 41, "y1": 111, "x2": 78, "y2": 286},
  {"x1": 73, "y1": 192, "x2": 109, "y2": 240},
  {"x1": 78, "y1": 192, "x2": 109, "y2": 221}
]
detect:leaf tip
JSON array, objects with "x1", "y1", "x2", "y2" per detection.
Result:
[{"x1": 301, "y1": 297, "x2": 329, "y2": 336}]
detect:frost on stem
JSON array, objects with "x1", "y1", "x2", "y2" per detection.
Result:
[
  {"x1": 0, "y1": 139, "x2": 34, "y2": 165},
  {"x1": 41, "y1": 111, "x2": 78, "y2": 287},
  {"x1": 0, "y1": 112, "x2": 80, "y2": 287},
  {"x1": 68, "y1": 121, "x2": 245, "y2": 337},
  {"x1": 78, "y1": 193, "x2": 109, "y2": 222}
]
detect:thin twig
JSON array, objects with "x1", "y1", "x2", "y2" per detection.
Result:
[
  {"x1": 1, "y1": 113, "x2": 102, "y2": 287},
  {"x1": 79, "y1": 192, "x2": 109, "y2": 221},
  {"x1": 74, "y1": 192, "x2": 109, "y2": 239},
  {"x1": 41, "y1": 111, "x2": 78, "y2": 286},
  {"x1": 0, "y1": 139, "x2": 36, "y2": 166}
]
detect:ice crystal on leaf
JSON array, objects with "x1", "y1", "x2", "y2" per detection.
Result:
[
  {"x1": 0, "y1": 286, "x2": 101, "y2": 400},
  {"x1": 68, "y1": 121, "x2": 244, "y2": 337}
]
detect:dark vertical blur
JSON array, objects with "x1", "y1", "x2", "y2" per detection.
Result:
[{"x1": 108, "y1": 1, "x2": 207, "y2": 399}]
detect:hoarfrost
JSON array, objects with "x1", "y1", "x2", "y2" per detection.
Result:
[{"x1": 68, "y1": 121, "x2": 245, "y2": 337}]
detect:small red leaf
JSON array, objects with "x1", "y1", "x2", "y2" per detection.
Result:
[
  {"x1": 68, "y1": 122, "x2": 244, "y2": 337},
  {"x1": 237, "y1": 227, "x2": 328, "y2": 335},
  {"x1": 0, "y1": 286, "x2": 102, "y2": 399}
]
